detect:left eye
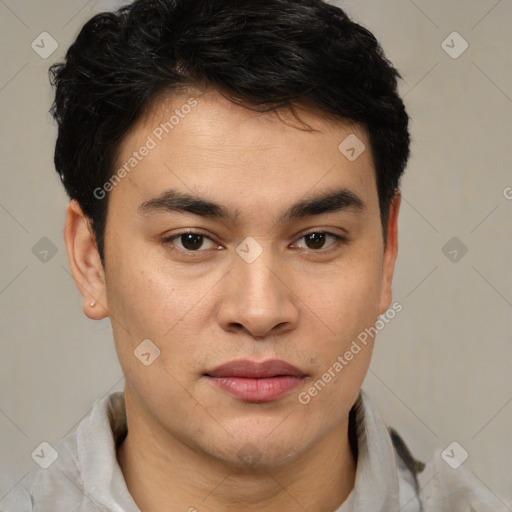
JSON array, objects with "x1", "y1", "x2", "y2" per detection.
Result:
[
  {"x1": 293, "y1": 232, "x2": 345, "y2": 250},
  {"x1": 163, "y1": 231, "x2": 345, "y2": 252}
]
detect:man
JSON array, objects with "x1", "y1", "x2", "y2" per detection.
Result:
[{"x1": 2, "y1": 0, "x2": 507, "y2": 510}]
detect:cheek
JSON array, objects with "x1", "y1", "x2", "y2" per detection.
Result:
[
  {"x1": 104, "y1": 251, "x2": 212, "y2": 419},
  {"x1": 105, "y1": 238, "x2": 196, "y2": 329},
  {"x1": 296, "y1": 266, "x2": 382, "y2": 414},
  {"x1": 104, "y1": 244, "x2": 223, "y2": 374},
  {"x1": 296, "y1": 252, "x2": 383, "y2": 405},
  {"x1": 296, "y1": 346, "x2": 371, "y2": 440},
  {"x1": 305, "y1": 255, "x2": 384, "y2": 345}
]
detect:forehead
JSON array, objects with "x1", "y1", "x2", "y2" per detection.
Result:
[{"x1": 110, "y1": 88, "x2": 378, "y2": 219}]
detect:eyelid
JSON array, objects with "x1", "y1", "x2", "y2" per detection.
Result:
[
  {"x1": 161, "y1": 228, "x2": 348, "y2": 253},
  {"x1": 291, "y1": 231, "x2": 347, "y2": 251},
  {"x1": 161, "y1": 229, "x2": 219, "y2": 252},
  {"x1": 294, "y1": 227, "x2": 348, "y2": 242}
]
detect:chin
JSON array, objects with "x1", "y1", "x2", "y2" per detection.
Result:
[{"x1": 204, "y1": 431, "x2": 311, "y2": 471}]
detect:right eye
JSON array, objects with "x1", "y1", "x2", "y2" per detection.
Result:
[{"x1": 161, "y1": 230, "x2": 220, "y2": 252}]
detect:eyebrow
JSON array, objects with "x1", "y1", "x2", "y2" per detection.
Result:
[{"x1": 138, "y1": 187, "x2": 365, "y2": 224}]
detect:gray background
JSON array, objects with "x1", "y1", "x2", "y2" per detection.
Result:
[{"x1": 1, "y1": 0, "x2": 511, "y2": 506}]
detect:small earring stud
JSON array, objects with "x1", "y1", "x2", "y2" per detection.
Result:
[{"x1": 90, "y1": 301, "x2": 96, "y2": 307}]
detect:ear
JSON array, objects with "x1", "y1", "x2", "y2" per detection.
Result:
[
  {"x1": 378, "y1": 191, "x2": 401, "y2": 315},
  {"x1": 63, "y1": 200, "x2": 109, "y2": 320}
]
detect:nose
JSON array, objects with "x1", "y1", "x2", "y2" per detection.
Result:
[{"x1": 216, "y1": 248, "x2": 299, "y2": 339}]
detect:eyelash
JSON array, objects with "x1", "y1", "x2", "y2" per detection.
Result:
[{"x1": 161, "y1": 230, "x2": 347, "y2": 254}]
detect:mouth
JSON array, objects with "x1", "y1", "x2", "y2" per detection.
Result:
[{"x1": 204, "y1": 359, "x2": 306, "y2": 403}]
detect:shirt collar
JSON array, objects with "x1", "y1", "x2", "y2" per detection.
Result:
[
  {"x1": 98, "y1": 389, "x2": 402, "y2": 511},
  {"x1": 29, "y1": 389, "x2": 403, "y2": 511},
  {"x1": 336, "y1": 389, "x2": 401, "y2": 511}
]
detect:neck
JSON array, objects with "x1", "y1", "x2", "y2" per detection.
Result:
[{"x1": 117, "y1": 392, "x2": 357, "y2": 512}]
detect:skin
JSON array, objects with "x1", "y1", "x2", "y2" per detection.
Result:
[{"x1": 64, "y1": 88, "x2": 400, "y2": 512}]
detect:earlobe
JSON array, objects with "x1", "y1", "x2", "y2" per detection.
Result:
[
  {"x1": 378, "y1": 191, "x2": 401, "y2": 315},
  {"x1": 63, "y1": 200, "x2": 109, "y2": 320}
]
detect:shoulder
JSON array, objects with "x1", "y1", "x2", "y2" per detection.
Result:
[
  {"x1": 388, "y1": 429, "x2": 509, "y2": 512},
  {"x1": 1, "y1": 431, "x2": 84, "y2": 512},
  {"x1": 1, "y1": 392, "x2": 127, "y2": 512},
  {"x1": 388, "y1": 427, "x2": 425, "y2": 512},
  {"x1": 418, "y1": 449, "x2": 509, "y2": 511},
  {"x1": 0, "y1": 483, "x2": 34, "y2": 512}
]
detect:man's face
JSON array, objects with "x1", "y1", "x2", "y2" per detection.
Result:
[{"x1": 98, "y1": 88, "x2": 398, "y2": 467}]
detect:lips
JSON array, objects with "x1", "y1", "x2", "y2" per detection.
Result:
[
  {"x1": 206, "y1": 359, "x2": 305, "y2": 378},
  {"x1": 205, "y1": 359, "x2": 306, "y2": 402}
]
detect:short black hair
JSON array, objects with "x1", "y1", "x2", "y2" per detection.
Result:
[{"x1": 49, "y1": 0, "x2": 410, "y2": 263}]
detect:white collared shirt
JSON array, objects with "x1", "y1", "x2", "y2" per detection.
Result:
[{"x1": 1, "y1": 390, "x2": 507, "y2": 511}]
